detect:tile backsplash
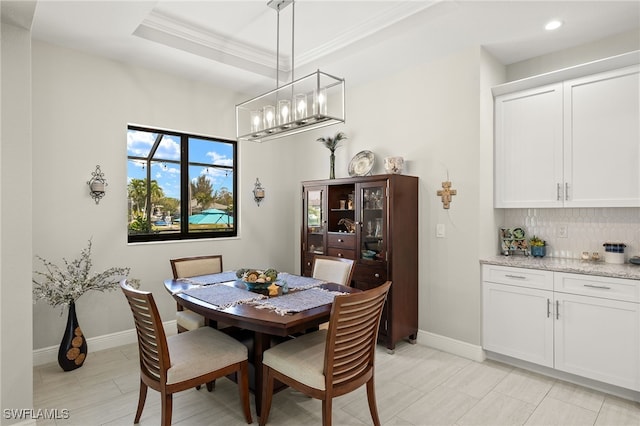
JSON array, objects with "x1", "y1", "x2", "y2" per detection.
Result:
[{"x1": 502, "y1": 208, "x2": 640, "y2": 259}]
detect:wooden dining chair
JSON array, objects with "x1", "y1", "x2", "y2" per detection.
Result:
[
  {"x1": 311, "y1": 255, "x2": 355, "y2": 286},
  {"x1": 259, "y1": 281, "x2": 392, "y2": 426},
  {"x1": 170, "y1": 255, "x2": 223, "y2": 333},
  {"x1": 120, "y1": 280, "x2": 252, "y2": 426}
]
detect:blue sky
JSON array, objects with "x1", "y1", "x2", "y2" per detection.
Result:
[{"x1": 127, "y1": 129, "x2": 234, "y2": 200}]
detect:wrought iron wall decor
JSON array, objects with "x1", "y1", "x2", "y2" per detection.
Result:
[
  {"x1": 87, "y1": 165, "x2": 107, "y2": 204},
  {"x1": 253, "y1": 178, "x2": 265, "y2": 206}
]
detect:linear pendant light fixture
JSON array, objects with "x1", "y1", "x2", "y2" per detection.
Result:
[{"x1": 236, "y1": 0, "x2": 345, "y2": 142}]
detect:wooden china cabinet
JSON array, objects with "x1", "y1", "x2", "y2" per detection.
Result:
[{"x1": 301, "y1": 174, "x2": 418, "y2": 352}]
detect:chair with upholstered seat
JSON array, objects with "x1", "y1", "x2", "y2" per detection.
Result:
[
  {"x1": 170, "y1": 255, "x2": 223, "y2": 333},
  {"x1": 259, "y1": 281, "x2": 392, "y2": 426},
  {"x1": 311, "y1": 255, "x2": 355, "y2": 286},
  {"x1": 120, "y1": 280, "x2": 252, "y2": 426}
]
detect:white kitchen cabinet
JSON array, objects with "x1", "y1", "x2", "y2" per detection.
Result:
[
  {"x1": 555, "y1": 292, "x2": 640, "y2": 391},
  {"x1": 482, "y1": 265, "x2": 640, "y2": 391},
  {"x1": 483, "y1": 282, "x2": 554, "y2": 367},
  {"x1": 554, "y1": 272, "x2": 640, "y2": 391},
  {"x1": 563, "y1": 66, "x2": 640, "y2": 207},
  {"x1": 494, "y1": 84, "x2": 563, "y2": 208},
  {"x1": 494, "y1": 64, "x2": 640, "y2": 208}
]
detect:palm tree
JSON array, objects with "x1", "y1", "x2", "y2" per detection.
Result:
[
  {"x1": 317, "y1": 132, "x2": 347, "y2": 179},
  {"x1": 128, "y1": 179, "x2": 147, "y2": 216},
  {"x1": 127, "y1": 178, "x2": 164, "y2": 218},
  {"x1": 190, "y1": 175, "x2": 213, "y2": 210}
]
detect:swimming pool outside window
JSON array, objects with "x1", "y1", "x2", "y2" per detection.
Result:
[{"x1": 127, "y1": 125, "x2": 237, "y2": 243}]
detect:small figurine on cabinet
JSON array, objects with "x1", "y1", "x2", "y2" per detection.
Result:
[{"x1": 337, "y1": 218, "x2": 356, "y2": 233}]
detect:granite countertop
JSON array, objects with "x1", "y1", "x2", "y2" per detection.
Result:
[{"x1": 480, "y1": 255, "x2": 640, "y2": 281}]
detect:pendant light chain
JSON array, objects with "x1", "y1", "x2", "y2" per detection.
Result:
[
  {"x1": 276, "y1": 3, "x2": 280, "y2": 88},
  {"x1": 275, "y1": 0, "x2": 295, "y2": 88},
  {"x1": 291, "y1": 0, "x2": 295, "y2": 82},
  {"x1": 235, "y1": 0, "x2": 345, "y2": 142}
]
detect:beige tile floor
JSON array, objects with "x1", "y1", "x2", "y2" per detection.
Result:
[{"x1": 33, "y1": 341, "x2": 640, "y2": 425}]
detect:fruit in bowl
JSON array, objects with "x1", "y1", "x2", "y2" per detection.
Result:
[{"x1": 236, "y1": 268, "x2": 278, "y2": 289}]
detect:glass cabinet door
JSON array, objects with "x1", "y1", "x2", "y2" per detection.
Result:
[
  {"x1": 304, "y1": 186, "x2": 326, "y2": 255},
  {"x1": 359, "y1": 182, "x2": 386, "y2": 263}
]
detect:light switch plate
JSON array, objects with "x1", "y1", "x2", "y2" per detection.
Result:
[{"x1": 436, "y1": 224, "x2": 446, "y2": 238}]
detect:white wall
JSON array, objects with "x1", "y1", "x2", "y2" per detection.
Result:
[
  {"x1": 507, "y1": 28, "x2": 640, "y2": 81},
  {"x1": 31, "y1": 41, "x2": 297, "y2": 350},
  {"x1": 29, "y1": 25, "x2": 640, "y2": 358},
  {"x1": 286, "y1": 47, "x2": 502, "y2": 347},
  {"x1": 1, "y1": 14, "x2": 34, "y2": 425}
]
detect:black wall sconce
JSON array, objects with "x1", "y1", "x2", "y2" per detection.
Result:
[
  {"x1": 253, "y1": 178, "x2": 265, "y2": 206},
  {"x1": 87, "y1": 165, "x2": 107, "y2": 204}
]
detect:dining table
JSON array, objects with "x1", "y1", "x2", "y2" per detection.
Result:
[{"x1": 164, "y1": 271, "x2": 359, "y2": 415}]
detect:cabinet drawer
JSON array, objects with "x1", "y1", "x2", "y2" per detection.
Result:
[
  {"x1": 327, "y1": 233, "x2": 356, "y2": 248},
  {"x1": 482, "y1": 265, "x2": 554, "y2": 291},
  {"x1": 353, "y1": 265, "x2": 387, "y2": 286},
  {"x1": 554, "y1": 272, "x2": 640, "y2": 303},
  {"x1": 327, "y1": 247, "x2": 355, "y2": 260}
]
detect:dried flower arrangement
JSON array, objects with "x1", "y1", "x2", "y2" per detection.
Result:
[{"x1": 33, "y1": 239, "x2": 136, "y2": 312}]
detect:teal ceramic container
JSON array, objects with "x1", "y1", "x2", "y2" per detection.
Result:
[{"x1": 531, "y1": 246, "x2": 546, "y2": 257}]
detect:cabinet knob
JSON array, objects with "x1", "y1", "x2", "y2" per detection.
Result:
[
  {"x1": 307, "y1": 261, "x2": 311, "y2": 266},
  {"x1": 338, "y1": 238, "x2": 344, "y2": 242},
  {"x1": 337, "y1": 253, "x2": 343, "y2": 257},
  {"x1": 374, "y1": 273, "x2": 380, "y2": 278}
]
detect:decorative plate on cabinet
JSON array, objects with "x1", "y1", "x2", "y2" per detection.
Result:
[{"x1": 348, "y1": 150, "x2": 375, "y2": 176}]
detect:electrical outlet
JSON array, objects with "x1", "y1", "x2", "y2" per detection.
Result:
[
  {"x1": 558, "y1": 225, "x2": 568, "y2": 238},
  {"x1": 436, "y1": 224, "x2": 446, "y2": 238}
]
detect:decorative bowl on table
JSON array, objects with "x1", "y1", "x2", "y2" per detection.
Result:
[{"x1": 236, "y1": 268, "x2": 278, "y2": 290}]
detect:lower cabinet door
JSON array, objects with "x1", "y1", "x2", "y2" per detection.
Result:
[
  {"x1": 554, "y1": 293, "x2": 640, "y2": 391},
  {"x1": 483, "y1": 282, "x2": 554, "y2": 368}
]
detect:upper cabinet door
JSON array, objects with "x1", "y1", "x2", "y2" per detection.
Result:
[
  {"x1": 494, "y1": 84, "x2": 564, "y2": 208},
  {"x1": 563, "y1": 65, "x2": 640, "y2": 207},
  {"x1": 302, "y1": 185, "x2": 327, "y2": 256},
  {"x1": 357, "y1": 181, "x2": 387, "y2": 264}
]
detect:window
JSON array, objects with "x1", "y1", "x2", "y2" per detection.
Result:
[{"x1": 127, "y1": 125, "x2": 237, "y2": 243}]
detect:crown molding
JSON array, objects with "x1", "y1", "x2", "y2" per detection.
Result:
[
  {"x1": 134, "y1": 9, "x2": 290, "y2": 80},
  {"x1": 296, "y1": 1, "x2": 439, "y2": 66},
  {"x1": 134, "y1": 2, "x2": 438, "y2": 79}
]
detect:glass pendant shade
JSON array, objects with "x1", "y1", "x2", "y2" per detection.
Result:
[{"x1": 294, "y1": 93, "x2": 307, "y2": 120}]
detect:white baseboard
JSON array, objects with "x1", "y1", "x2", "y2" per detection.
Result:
[
  {"x1": 33, "y1": 320, "x2": 177, "y2": 366},
  {"x1": 417, "y1": 330, "x2": 486, "y2": 362},
  {"x1": 34, "y1": 324, "x2": 480, "y2": 367}
]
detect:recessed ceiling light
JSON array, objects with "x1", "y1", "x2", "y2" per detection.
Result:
[{"x1": 545, "y1": 20, "x2": 563, "y2": 31}]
